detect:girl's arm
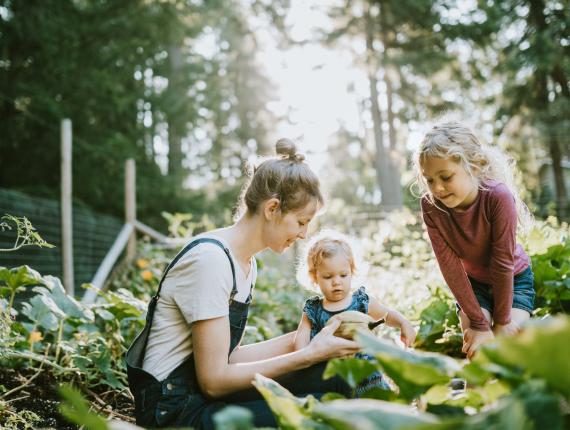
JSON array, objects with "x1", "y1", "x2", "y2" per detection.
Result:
[
  {"x1": 293, "y1": 312, "x2": 312, "y2": 351},
  {"x1": 368, "y1": 300, "x2": 416, "y2": 347},
  {"x1": 192, "y1": 315, "x2": 360, "y2": 399}
]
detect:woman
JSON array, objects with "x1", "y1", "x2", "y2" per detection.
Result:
[{"x1": 126, "y1": 139, "x2": 360, "y2": 429}]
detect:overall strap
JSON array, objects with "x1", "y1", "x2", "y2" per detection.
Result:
[{"x1": 161, "y1": 238, "x2": 236, "y2": 297}]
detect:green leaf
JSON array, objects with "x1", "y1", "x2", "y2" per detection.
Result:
[
  {"x1": 21, "y1": 294, "x2": 66, "y2": 331},
  {"x1": 252, "y1": 374, "x2": 328, "y2": 430},
  {"x1": 356, "y1": 332, "x2": 461, "y2": 401},
  {"x1": 313, "y1": 399, "x2": 441, "y2": 429},
  {"x1": 474, "y1": 315, "x2": 570, "y2": 399},
  {"x1": 37, "y1": 276, "x2": 95, "y2": 322},
  {"x1": 213, "y1": 406, "x2": 255, "y2": 430},
  {"x1": 59, "y1": 385, "x2": 109, "y2": 430},
  {"x1": 323, "y1": 357, "x2": 379, "y2": 388},
  {"x1": 0, "y1": 265, "x2": 43, "y2": 291}
]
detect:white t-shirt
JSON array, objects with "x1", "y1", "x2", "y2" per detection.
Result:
[{"x1": 142, "y1": 235, "x2": 257, "y2": 381}]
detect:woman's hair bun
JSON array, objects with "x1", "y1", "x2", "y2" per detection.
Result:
[{"x1": 275, "y1": 138, "x2": 305, "y2": 162}]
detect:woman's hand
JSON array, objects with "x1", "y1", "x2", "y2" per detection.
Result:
[
  {"x1": 492, "y1": 321, "x2": 520, "y2": 337},
  {"x1": 399, "y1": 320, "x2": 416, "y2": 348},
  {"x1": 462, "y1": 328, "x2": 494, "y2": 359},
  {"x1": 305, "y1": 318, "x2": 361, "y2": 364}
]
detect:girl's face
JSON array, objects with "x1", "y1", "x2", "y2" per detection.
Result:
[
  {"x1": 421, "y1": 156, "x2": 479, "y2": 210},
  {"x1": 315, "y1": 253, "x2": 352, "y2": 303},
  {"x1": 267, "y1": 198, "x2": 318, "y2": 253}
]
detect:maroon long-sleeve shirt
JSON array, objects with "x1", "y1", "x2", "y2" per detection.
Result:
[{"x1": 421, "y1": 180, "x2": 530, "y2": 331}]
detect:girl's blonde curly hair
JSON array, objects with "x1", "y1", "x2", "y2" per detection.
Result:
[{"x1": 411, "y1": 121, "x2": 532, "y2": 233}]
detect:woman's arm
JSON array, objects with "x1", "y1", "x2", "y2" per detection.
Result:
[
  {"x1": 368, "y1": 300, "x2": 416, "y2": 347},
  {"x1": 229, "y1": 331, "x2": 296, "y2": 363},
  {"x1": 193, "y1": 316, "x2": 360, "y2": 399},
  {"x1": 293, "y1": 312, "x2": 312, "y2": 351}
]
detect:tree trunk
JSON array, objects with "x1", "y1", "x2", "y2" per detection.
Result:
[
  {"x1": 365, "y1": 7, "x2": 400, "y2": 209},
  {"x1": 379, "y1": 3, "x2": 402, "y2": 207},
  {"x1": 167, "y1": 43, "x2": 184, "y2": 181},
  {"x1": 529, "y1": 0, "x2": 568, "y2": 218}
]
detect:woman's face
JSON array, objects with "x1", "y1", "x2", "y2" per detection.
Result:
[{"x1": 267, "y1": 198, "x2": 319, "y2": 253}]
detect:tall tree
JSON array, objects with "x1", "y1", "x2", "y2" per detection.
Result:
[
  {"x1": 323, "y1": 0, "x2": 455, "y2": 210},
  {"x1": 454, "y1": 0, "x2": 569, "y2": 217}
]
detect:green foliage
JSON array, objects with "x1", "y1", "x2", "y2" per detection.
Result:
[
  {"x1": 213, "y1": 406, "x2": 255, "y2": 430},
  {"x1": 0, "y1": 265, "x2": 147, "y2": 394},
  {"x1": 414, "y1": 288, "x2": 463, "y2": 357},
  {"x1": 58, "y1": 385, "x2": 110, "y2": 430},
  {"x1": 252, "y1": 374, "x2": 328, "y2": 430},
  {"x1": 323, "y1": 357, "x2": 379, "y2": 389},
  {"x1": 313, "y1": 399, "x2": 440, "y2": 429},
  {"x1": 0, "y1": 215, "x2": 54, "y2": 252},
  {"x1": 357, "y1": 331, "x2": 462, "y2": 401},
  {"x1": 251, "y1": 317, "x2": 569, "y2": 429}
]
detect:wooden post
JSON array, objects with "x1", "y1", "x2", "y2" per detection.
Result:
[
  {"x1": 61, "y1": 119, "x2": 74, "y2": 295},
  {"x1": 125, "y1": 159, "x2": 136, "y2": 261}
]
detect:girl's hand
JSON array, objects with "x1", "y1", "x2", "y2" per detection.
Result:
[
  {"x1": 399, "y1": 321, "x2": 416, "y2": 348},
  {"x1": 306, "y1": 318, "x2": 361, "y2": 364},
  {"x1": 462, "y1": 328, "x2": 494, "y2": 359},
  {"x1": 493, "y1": 321, "x2": 520, "y2": 337}
]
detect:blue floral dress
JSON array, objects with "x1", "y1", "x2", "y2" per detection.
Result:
[{"x1": 303, "y1": 286, "x2": 390, "y2": 396}]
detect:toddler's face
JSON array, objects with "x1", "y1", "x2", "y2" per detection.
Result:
[
  {"x1": 421, "y1": 156, "x2": 479, "y2": 210},
  {"x1": 315, "y1": 253, "x2": 352, "y2": 303}
]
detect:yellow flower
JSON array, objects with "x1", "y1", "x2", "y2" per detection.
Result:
[
  {"x1": 141, "y1": 270, "x2": 153, "y2": 281},
  {"x1": 136, "y1": 258, "x2": 150, "y2": 269},
  {"x1": 28, "y1": 331, "x2": 43, "y2": 344}
]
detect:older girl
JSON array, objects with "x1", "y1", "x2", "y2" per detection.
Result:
[{"x1": 413, "y1": 121, "x2": 535, "y2": 359}]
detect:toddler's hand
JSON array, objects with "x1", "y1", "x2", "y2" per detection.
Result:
[
  {"x1": 399, "y1": 321, "x2": 416, "y2": 348},
  {"x1": 462, "y1": 328, "x2": 494, "y2": 359}
]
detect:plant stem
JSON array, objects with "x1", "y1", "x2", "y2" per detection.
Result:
[
  {"x1": 1, "y1": 346, "x2": 49, "y2": 399},
  {"x1": 54, "y1": 319, "x2": 64, "y2": 364},
  {"x1": 7, "y1": 289, "x2": 16, "y2": 317}
]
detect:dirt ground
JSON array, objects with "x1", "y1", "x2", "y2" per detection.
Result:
[{"x1": 0, "y1": 367, "x2": 135, "y2": 429}]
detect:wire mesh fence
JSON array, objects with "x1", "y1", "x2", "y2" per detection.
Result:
[{"x1": 0, "y1": 188, "x2": 123, "y2": 295}]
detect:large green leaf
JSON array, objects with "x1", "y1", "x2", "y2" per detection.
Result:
[
  {"x1": 413, "y1": 381, "x2": 564, "y2": 430},
  {"x1": 252, "y1": 374, "x2": 329, "y2": 430},
  {"x1": 21, "y1": 294, "x2": 66, "y2": 331},
  {"x1": 474, "y1": 315, "x2": 570, "y2": 399},
  {"x1": 356, "y1": 332, "x2": 461, "y2": 400},
  {"x1": 0, "y1": 265, "x2": 43, "y2": 291},
  {"x1": 213, "y1": 406, "x2": 255, "y2": 430},
  {"x1": 36, "y1": 276, "x2": 95, "y2": 322},
  {"x1": 313, "y1": 399, "x2": 440, "y2": 430},
  {"x1": 323, "y1": 357, "x2": 379, "y2": 388}
]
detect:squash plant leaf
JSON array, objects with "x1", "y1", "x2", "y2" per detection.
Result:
[{"x1": 356, "y1": 332, "x2": 461, "y2": 401}]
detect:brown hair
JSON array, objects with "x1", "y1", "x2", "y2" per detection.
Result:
[
  {"x1": 306, "y1": 237, "x2": 356, "y2": 284},
  {"x1": 238, "y1": 138, "x2": 323, "y2": 215}
]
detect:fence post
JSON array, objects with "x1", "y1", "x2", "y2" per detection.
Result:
[
  {"x1": 125, "y1": 159, "x2": 136, "y2": 261},
  {"x1": 61, "y1": 119, "x2": 74, "y2": 295}
]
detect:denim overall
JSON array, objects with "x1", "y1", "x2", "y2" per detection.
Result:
[{"x1": 126, "y1": 238, "x2": 252, "y2": 428}]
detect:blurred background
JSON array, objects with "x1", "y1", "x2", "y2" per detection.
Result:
[{"x1": 0, "y1": 0, "x2": 568, "y2": 285}]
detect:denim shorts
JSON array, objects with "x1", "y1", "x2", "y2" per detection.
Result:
[{"x1": 456, "y1": 266, "x2": 535, "y2": 316}]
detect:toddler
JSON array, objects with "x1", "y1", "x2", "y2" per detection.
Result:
[{"x1": 294, "y1": 231, "x2": 416, "y2": 396}]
